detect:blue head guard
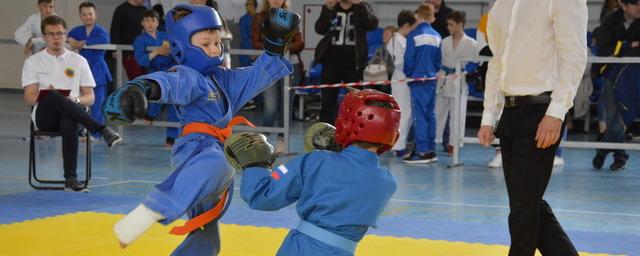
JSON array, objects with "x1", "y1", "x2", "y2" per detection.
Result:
[{"x1": 166, "y1": 4, "x2": 224, "y2": 75}]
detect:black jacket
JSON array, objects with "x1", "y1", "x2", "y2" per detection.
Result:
[
  {"x1": 314, "y1": 2, "x2": 378, "y2": 70},
  {"x1": 432, "y1": 1, "x2": 453, "y2": 38},
  {"x1": 596, "y1": 9, "x2": 640, "y2": 57}
]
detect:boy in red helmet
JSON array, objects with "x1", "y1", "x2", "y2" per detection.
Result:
[{"x1": 224, "y1": 89, "x2": 400, "y2": 255}]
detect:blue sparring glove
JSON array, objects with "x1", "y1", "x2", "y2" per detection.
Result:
[
  {"x1": 103, "y1": 79, "x2": 160, "y2": 126},
  {"x1": 262, "y1": 8, "x2": 301, "y2": 56}
]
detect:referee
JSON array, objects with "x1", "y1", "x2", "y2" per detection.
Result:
[{"x1": 477, "y1": 0, "x2": 588, "y2": 255}]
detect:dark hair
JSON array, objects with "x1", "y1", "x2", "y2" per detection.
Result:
[
  {"x1": 397, "y1": 10, "x2": 417, "y2": 27},
  {"x1": 446, "y1": 10, "x2": 466, "y2": 25},
  {"x1": 152, "y1": 4, "x2": 165, "y2": 19},
  {"x1": 78, "y1": 1, "x2": 95, "y2": 12},
  {"x1": 246, "y1": 0, "x2": 257, "y2": 8},
  {"x1": 40, "y1": 15, "x2": 66, "y2": 34},
  {"x1": 143, "y1": 9, "x2": 159, "y2": 19},
  {"x1": 621, "y1": 0, "x2": 640, "y2": 4},
  {"x1": 38, "y1": 0, "x2": 53, "y2": 4}
]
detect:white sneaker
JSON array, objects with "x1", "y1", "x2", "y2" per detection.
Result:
[
  {"x1": 488, "y1": 152, "x2": 502, "y2": 168},
  {"x1": 553, "y1": 156, "x2": 564, "y2": 166}
]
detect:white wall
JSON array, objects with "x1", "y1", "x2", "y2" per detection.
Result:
[{"x1": 0, "y1": 0, "x2": 607, "y2": 89}]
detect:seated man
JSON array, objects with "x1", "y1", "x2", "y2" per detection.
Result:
[{"x1": 21, "y1": 15, "x2": 121, "y2": 192}]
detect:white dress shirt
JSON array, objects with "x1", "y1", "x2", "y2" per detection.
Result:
[{"x1": 481, "y1": 0, "x2": 588, "y2": 127}]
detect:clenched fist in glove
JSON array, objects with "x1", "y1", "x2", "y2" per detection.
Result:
[
  {"x1": 224, "y1": 133, "x2": 275, "y2": 170},
  {"x1": 103, "y1": 79, "x2": 161, "y2": 126},
  {"x1": 262, "y1": 8, "x2": 301, "y2": 56}
]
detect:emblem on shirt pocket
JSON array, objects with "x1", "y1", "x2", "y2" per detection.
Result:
[
  {"x1": 208, "y1": 91, "x2": 219, "y2": 101},
  {"x1": 64, "y1": 68, "x2": 74, "y2": 78}
]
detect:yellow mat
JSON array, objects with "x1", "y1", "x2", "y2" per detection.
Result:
[{"x1": 0, "y1": 212, "x2": 616, "y2": 256}]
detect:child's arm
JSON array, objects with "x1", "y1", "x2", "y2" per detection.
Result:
[
  {"x1": 85, "y1": 26, "x2": 110, "y2": 45},
  {"x1": 240, "y1": 156, "x2": 309, "y2": 211},
  {"x1": 140, "y1": 67, "x2": 209, "y2": 105},
  {"x1": 133, "y1": 37, "x2": 151, "y2": 68},
  {"x1": 403, "y1": 34, "x2": 416, "y2": 77},
  {"x1": 215, "y1": 53, "x2": 293, "y2": 111}
]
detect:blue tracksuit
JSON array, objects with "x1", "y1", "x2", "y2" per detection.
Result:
[
  {"x1": 68, "y1": 24, "x2": 112, "y2": 138},
  {"x1": 238, "y1": 13, "x2": 254, "y2": 67},
  {"x1": 139, "y1": 53, "x2": 292, "y2": 255},
  {"x1": 241, "y1": 145, "x2": 397, "y2": 255},
  {"x1": 133, "y1": 31, "x2": 179, "y2": 140},
  {"x1": 403, "y1": 22, "x2": 442, "y2": 153}
]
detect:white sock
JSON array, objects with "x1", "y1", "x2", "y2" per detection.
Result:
[{"x1": 113, "y1": 204, "x2": 164, "y2": 246}]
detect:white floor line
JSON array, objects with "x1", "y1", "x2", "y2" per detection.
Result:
[
  {"x1": 390, "y1": 198, "x2": 640, "y2": 218},
  {"x1": 90, "y1": 179, "x2": 160, "y2": 188}
]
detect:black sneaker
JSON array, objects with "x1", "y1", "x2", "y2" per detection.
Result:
[
  {"x1": 610, "y1": 159, "x2": 626, "y2": 171},
  {"x1": 403, "y1": 152, "x2": 438, "y2": 164},
  {"x1": 102, "y1": 127, "x2": 122, "y2": 148},
  {"x1": 592, "y1": 154, "x2": 605, "y2": 170},
  {"x1": 65, "y1": 178, "x2": 89, "y2": 192}
]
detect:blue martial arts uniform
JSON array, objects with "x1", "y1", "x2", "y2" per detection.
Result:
[
  {"x1": 68, "y1": 24, "x2": 112, "y2": 138},
  {"x1": 404, "y1": 22, "x2": 442, "y2": 153},
  {"x1": 241, "y1": 145, "x2": 397, "y2": 255},
  {"x1": 133, "y1": 31, "x2": 179, "y2": 140},
  {"x1": 139, "y1": 53, "x2": 292, "y2": 255}
]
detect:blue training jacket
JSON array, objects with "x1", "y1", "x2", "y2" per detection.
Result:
[{"x1": 403, "y1": 22, "x2": 442, "y2": 83}]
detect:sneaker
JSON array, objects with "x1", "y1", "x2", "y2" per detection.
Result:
[
  {"x1": 65, "y1": 178, "x2": 89, "y2": 192},
  {"x1": 488, "y1": 152, "x2": 502, "y2": 168},
  {"x1": 403, "y1": 152, "x2": 437, "y2": 164},
  {"x1": 610, "y1": 159, "x2": 626, "y2": 171},
  {"x1": 446, "y1": 145, "x2": 454, "y2": 156},
  {"x1": 592, "y1": 154, "x2": 605, "y2": 170},
  {"x1": 102, "y1": 127, "x2": 122, "y2": 149},
  {"x1": 553, "y1": 156, "x2": 564, "y2": 166}
]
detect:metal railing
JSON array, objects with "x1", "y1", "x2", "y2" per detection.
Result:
[
  {"x1": 0, "y1": 39, "x2": 292, "y2": 153},
  {"x1": 449, "y1": 55, "x2": 640, "y2": 167}
]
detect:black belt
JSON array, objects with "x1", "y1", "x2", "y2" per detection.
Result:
[{"x1": 504, "y1": 92, "x2": 552, "y2": 109}]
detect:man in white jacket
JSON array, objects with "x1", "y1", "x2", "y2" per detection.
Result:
[
  {"x1": 15, "y1": 0, "x2": 55, "y2": 55},
  {"x1": 388, "y1": 10, "x2": 417, "y2": 157}
]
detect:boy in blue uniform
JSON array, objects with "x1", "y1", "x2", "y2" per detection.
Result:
[
  {"x1": 403, "y1": 3, "x2": 442, "y2": 164},
  {"x1": 68, "y1": 1, "x2": 112, "y2": 141},
  {"x1": 133, "y1": 10, "x2": 179, "y2": 147},
  {"x1": 106, "y1": 5, "x2": 300, "y2": 255},
  {"x1": 225, "y1": 89, "x2": 400, "y2": 256}
]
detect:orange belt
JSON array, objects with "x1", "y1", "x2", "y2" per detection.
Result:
[
  {"x1": 180, "y1": 116, "x2": 255, "y2": 142},
  {"x1": 169, "y1": 116, "x2": 254, "y2": 235}
]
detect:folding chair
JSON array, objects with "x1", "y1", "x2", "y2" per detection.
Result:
[{"x1": 28, "y1": 121, "x2": 92, "y2": 190}]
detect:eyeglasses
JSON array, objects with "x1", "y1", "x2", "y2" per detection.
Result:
[{"x1": 44, "y1": 32, "x2": 66, "y2": 37}]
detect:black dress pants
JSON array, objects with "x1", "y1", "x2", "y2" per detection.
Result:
[
  {"x1": 496, "y1": 103, "x2": 578, "y2": 256},
  {"x1": 35, "y1": 91, "x2": 104, "y2": 179}
]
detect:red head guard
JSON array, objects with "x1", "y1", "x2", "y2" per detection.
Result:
[{"x1": 335, "y1": 89, "x2": 401, "y2": 154}]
